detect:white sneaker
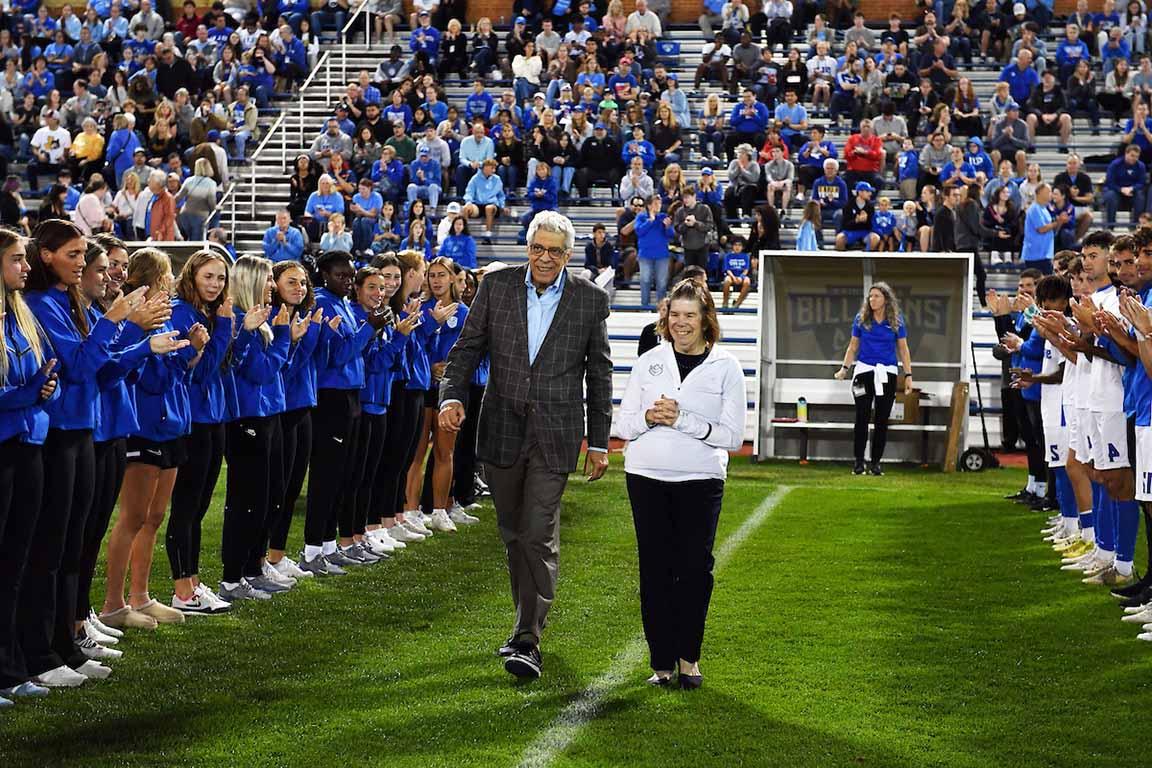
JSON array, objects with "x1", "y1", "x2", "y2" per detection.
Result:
[
  {"x1": 34, "y1": 665, "x2": 86, "y2": 688},
  {"x1": 83, "y1": 618, "x2": 119, "y2": 646},
  {"x1": 1138, "y1": 631, "x2": 1152, "y2": 642},
  {"x1": 1124, "y1": 602, "x2": 1152, "y2": 614},
  {"x1": 272, "y1": 557, "x2": 313, "y2": 580},
  {"x1": 76, "y1": 660, "x2": 112, "y2": 680},
  {"x1": 990, "y1": 251, "x2": 1003, "y2": 265},
  {"x1": 1122, "y1": 605, "x2": 1152, "y2": 623},
  {"x1": 77, "y1": 633, "x2": 122, "y2": 660},
  {"x1": 263, "y1": 561, "x2": 297, "y2": 588},
  {"x1": 387, "y1": 523, "x2": 421, "y2": 543},
  {"x1": 172, "y1": 589, "x2": 223, "y2": 615},
  {"x1": 194, "y1": 584, "x2": 233, "y2": 613},
  {"x1": 360, "y1": 536, "x2": 391, "y2": 558},
  {"x1": 428, "y1": 509, "x2": 458, "y2": 533},
  {"x1": 403, "y1": 515, "x2": 432, "y2": 537},
  {"x1": 1061, "y1": 549, "x2": 1099, "y2": 568},
  {"x1": 448, "y1": 503, "x2": 480, "y2": 525},
  {"x1": 88, "y1": 610, "x2": 123, "y2": 638},
  {"x1": 366, "y1": 528, "x2": 399, "y2": 552}
]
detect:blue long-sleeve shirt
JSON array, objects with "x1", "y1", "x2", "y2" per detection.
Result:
[
  {"x1": 407, "y1": 157, "x2": 441, "y2": 188},
  {"x1": 263, "y1": 225, "x2": 305, "y2": 263},
  {"x1": 621, "y1": 138, "x2": 656, "y2": 169},
  {"x1": 0, "y1": 313, "x2": 56, "y2": 445},
  {"x1": 1106, "y1": 157, "x2": 1147, "y2": 193},
  {"x1": 634, "y1": 211, "x2": 675, "y2": 261},
  {"x1": 352, "y1": 304, "x2": 408, "y2": 416},
  {"x1": 526, "y1": 174, "x2": 558, "y2": 212},
  {"x1": 402, "y1": 306, "x2": 438, "y2": 391},
  {"x1": 1017, "y1": 321, "x2": 1044, "y2": 402},
  {"x1": 999, "y1": 63, "x2": 1040, "y2": 105},
  {"x1": 106, "y1": 128, "x2": 141, "y2": 188},
  {"x1": 410, "y1": 25, "x2": 441, "y2": 59},
  {"x1": 92, "y1": 312, "x2": 149, "y2": 443},
  {"x1": 313, "y1": 288, "x2": 377, "y2": 390},
  {"x1": 813, "y1": 175, "x2": 848, "y2": 210},
  {"x1": 425, "y1": 300, "x2": 469, "y2": 364},
  {"x1": 171, "y1": 299, "x2": 232, "y2": 425},
  {"x1": 439, "y1": 234, "x2": 477, "y2": 268},
  {"x1": 728, "y1": 101, "x2": 771, "y2": 134},
  {"x1": 464, "y1": 171, "x2": 506, "y2": 208}
]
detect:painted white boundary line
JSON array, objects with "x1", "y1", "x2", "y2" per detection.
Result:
[{"x1": 515, "y1": 485, "x2": 795, "y2": 768}]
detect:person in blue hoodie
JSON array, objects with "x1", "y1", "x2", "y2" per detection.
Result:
[
  {"x1": 265, "y1": 261, "x2": 326, "y2": 579},
  {"x1": 0, "y1": 228, "x2": 59, "y2": 701},
  {"x1": 105, "y1": 113, "x2": 142, "y2": 191},
  {"x1": 22, "y1": 220, "x2": 151, "y2": 687},
  {"x1": 300, "y1": 250, "x2": 389, "y2": 576},
  {"x1": 370, "y1": 250, "x2": 430, "y2": 545},
  {"x1": 518, "y1": 161, "x2": 558, "y2": 244},
  {"x1": 964, "y1": 137, "x2": 995, "y2": 184},
  {"x1": 218, "y1": 256, "x2": 299, "y2": 603},
  {"x1": 630, "y1": 195, "x2": 676, "y2": 308},
  {"x1": 439, "y1": 215, "x2": 478, "y2": 269},
  {"x1": 100, "y1": 248, "x2": 198, "y2": 633},
  {"x1": 1103, "y1": 144, "x2": 1149, "y2": 226},
  {"x1": 166, "y1": 250, "x2": 235, "y2": 615},
  {"x1": 347, "y1": 265, "x2": 415, "y2": 558}
]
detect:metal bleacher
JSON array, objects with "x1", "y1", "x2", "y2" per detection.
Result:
[{"x1": 224, "y1": 18, "x2": 1112, "y2": 449}]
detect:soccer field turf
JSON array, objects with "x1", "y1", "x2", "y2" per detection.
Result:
[{"x1": 2, "y1": 459, "x2": 1151, "y2": 768}]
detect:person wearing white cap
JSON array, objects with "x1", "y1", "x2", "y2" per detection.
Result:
[
  {"x1": 438, "y1": 201, "x2": 463, "y2": 244},
  {"x1": 834, "y1": 282, "x2": 914, "y2": 476}
]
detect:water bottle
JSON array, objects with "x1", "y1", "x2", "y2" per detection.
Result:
[{"x1": 797, "y1": 397, "x2": 808, "y2": 422}]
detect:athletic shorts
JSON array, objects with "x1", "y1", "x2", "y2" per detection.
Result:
[
  {"x1": 1069, "y1": 407, "x2": 1091, "y2": 462},
  {"x1": 1045, "y1": 425, "x2": 1069, "y2": 468},
  {"x1": 125, "y1": 435, "x2": 188, "y2": 469},
  {"x1": 1033, "y1": 118, "x2": 1062, "y2": 136},
  {"x1": 1090, "y1": 410, "x2": 1130, "y2": 470},
  {"x1": 840, "y1": 229, "x2": 872, "y2": 247},
  {"x1": 1137, "y1": 426, "x2": 1152, "y2": 502},
  {"x1": 423, "y1": 387, "x2": 438, "y2": 410}
]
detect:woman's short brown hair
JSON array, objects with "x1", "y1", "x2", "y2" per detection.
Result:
[{"x1": 659, "y1": 279, "x2": 721, "y2": 346}]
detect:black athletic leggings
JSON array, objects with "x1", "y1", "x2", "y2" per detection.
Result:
[
  {"x1": 269, "y1": 407, "x2": 312, "y2": 552},
  {"x1": 304, "y1": 389, "x2": 360, "y2": 546},
  {"x1": 222, "y1": 415, "x2": 274, "y2": 584},
  {"x1": 166, "y1": 422, "x2": 225, "y2": 580},
  {"x1": 335, "y1": 410, "x2": 364, "y2": 540},
  {"x1": 254, "y1": 415, "x2": 285, "y2": 573},
  {"x1": 0, "y1": 440, "x2": 43, "y2": 689},
  {"x1": 78, "y1": 438, "x2": 126, "y2": 619},
  {"x1": 375, "y1": 382, "x2": 426, "y2": 519},
  {"x1": 1024, "y1": 398, "x2": 1046, "y2": 482},
  {"x1": 453, "y1": 384, "x2": 485, "y2": 505},
  {"x1": 352, "y1": 412, "x2": 388, "y2": 533},
  {"x1": 19, "y1": 428, "x2": 95, "y2": 674},
  {"x1": 852, "y1": 372, "x2": 897, "y2": 463}
]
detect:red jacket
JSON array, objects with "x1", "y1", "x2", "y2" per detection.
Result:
[{"x1": 844, "y1": 133, "x2": 883, "y2": 173}]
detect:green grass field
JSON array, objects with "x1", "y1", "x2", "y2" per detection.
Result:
[{"x1": 2, "y1": 458, "x2": 1151, "y2": 768}]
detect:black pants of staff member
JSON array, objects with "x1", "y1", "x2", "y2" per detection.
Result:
[
  {"x1": 375, "y1": 383, "x2": 425, "y2": 520},
  {"x1": 18, "y1": 428, "x2": 95, "y2": 675},
  {"x1": 270, "y1": 407, "x2": 312, "y2": 552},
  {"x1": 78, "y1": 438, "x2": 127, "y2": 621},
  {"x1": 1023, "y1": 398, "x2": 1046, "y2": 485},
  {"x1": 253, "y1": 415, "x2": 285, "y2": 573},
  {"x1": 222, "y1": 415, "x2": 274, "y2": 584},
  {"x1": 166, "y1": 422, "x2": 225, "y2": 580},
  {"x1": 352, "y1": 412, "x2": 388, "y2": 534},
  {"x1": 626, "y1": 473, "x2": 725, "y2": 671},
  {"x1": 0, "y1": 440, "x2": 44, "y2": 689},
  {"x1": 304, "y1": 389, "x2": 360, "y2": 546},
  {"x1": 852, "y1": 372, "x2": 897, "y2": 464}
]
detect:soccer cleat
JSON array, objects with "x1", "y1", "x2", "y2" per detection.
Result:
[
  {"x1": 1118, "y1": 588, "x2": 1152, "y2": 609},
  {"x1": 1080, "y1": 559, "x2": 1114, "y2": 578},
  {"x1": 98, "y1": 606, "x2": 158, "y2": 630},
  {"x1": 1061, "y1": 547, "x2": 1099, "y2": 566},
  {"x1": 33, "y1": 665, "x2": 86, "y2": 688},
  {"x1": 448, "y1": 504, "x2": 480, "y2": 525},
  {"x1": 1005, "y1": 489, "x2": 1031, "y2": 501},
  {"x1": 77, "y1": 634, "x2": 122, "y2": 661},
  {"x1": 869, "y1": 462, "x2": 883, "y2": 476},
  {"x1": 853, "y1": 460, "x2": 865, "y2": 475},
  {"x1": 76, "y1": 661, "x2": 112, "y2": 680},
  {"x1": 1056, "y1": 540, "x2": 1091, "y2": 557},
  {"x1": 272, "y1": 557, "x2": 313, "y2": 580},
  {"x1": 1112, "y1": 575, "x2": 1152, "y2": 599},
  {"x1": 135, "y1": 599, "x2": 186, "y2": 624},
  {"x1": 298, "y1": 552, "x2": 332, "y2": 576},
  {"x1": 428, "y1": 509, "x2": 458, "y2": 533},
  {"x1": 88, "y1": 611, "x2": 123, "y2": 639},
  {"x1": 1083, "y1": 566, "x2": 1133, "y2": 586}
]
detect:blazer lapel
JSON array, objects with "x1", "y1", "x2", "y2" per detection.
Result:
[{"x1": 531, "y1": 276, "x2": 576, "y2": 372}]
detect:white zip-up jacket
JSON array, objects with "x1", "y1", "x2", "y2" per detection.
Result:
[{"x1": 613, "y1": 343, "x2": 746, "y2": 481}]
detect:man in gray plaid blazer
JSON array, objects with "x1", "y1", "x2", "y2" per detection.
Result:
[{"x1": 439, "y1": 211, "x2": 613, "y2": 680}]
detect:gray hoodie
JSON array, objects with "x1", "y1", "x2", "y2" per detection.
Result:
[{"x1": 673, "y1": 201, "x2": 715, "y2": 250}]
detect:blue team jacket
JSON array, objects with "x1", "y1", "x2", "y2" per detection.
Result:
[
  {"x1": 129, "y1": 319, "x2": 193, "y2": 442},
  {"x1": 314, "y1": 288, "x2": 378, "y2": 391},
  {"x1": 26, "y1": 287, "x2": 119, "y2": 431},
  {"x1": 171, "y1": 299, "x2": 233, "y2": 426},
  {"x1": 283, "y1": 313, "x2": 322, "y2": 412},
  {"x1": 1017, "y1": 324, "x2": 1044, "y2": 402},
  {"x1": 229, "y1": 313, "x2": 292, "y2": 419},
  {"x1": 92, "y1": 310, "x2": 149, "y2": 443},
  {"x1": 401, "y1": 303, "x2": 438, "y2": 392},
  {"x1": 0, "y1": 312, "x2": 57, "y2": 444},
  {"x1": 352, "y1": 304, "x2": 408, "y2": 415}
]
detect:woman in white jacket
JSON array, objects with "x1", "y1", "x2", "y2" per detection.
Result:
[{"x1": 613, "y1": 279, "x2": 746, "y2": 690}]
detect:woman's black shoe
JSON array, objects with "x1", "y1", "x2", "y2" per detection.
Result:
[
  {"x1": 869, "y1": 462, "x2": 883, "y2": 476},
  {"x1": 1111, "y1": 574, "x2": 1152, "y2": 599},
  {"x1": 678, "y1": 673, "x2": 703, "y2": 690},
  {"x1": 853, "y1": 461, "x2": 865, "y2": 475}
]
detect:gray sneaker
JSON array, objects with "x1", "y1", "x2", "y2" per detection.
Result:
[
  {"x1": 298, "y1": 552, "x2": 331, "y2": 576},
  {"x1": 246, "y1": 575, "x2": 290, "y2": 594},
  {"x1": 347, "y1": 542, "x2": 381, "y2": 564},
  {"x1": 322, "y1": 555, "x2": 348, "y2": 575},
  {"x1": 218, "y1": 581, "x2": 272, "y2": 602},
  {"x1": 327, "y1": 549, "x2": 359, "y2": 568}
]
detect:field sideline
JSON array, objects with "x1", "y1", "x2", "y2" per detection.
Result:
[{"x1": 1, "y1": 459, "x2": 1150, "y2": 768}]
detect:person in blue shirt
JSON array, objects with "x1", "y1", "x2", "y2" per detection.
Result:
[
  {"x1": 311, "y1": 0, "x2": 350, "y2": 35},
  {"x1": 721, "y1": 236, "x2": 752, "y2": 309},
  {"x1": 773, "y1": 89, "x2": 809, "y2": 152},
  {"x1": 43, "y1": 31, "x2": 74, "y2": 77},
  {"x1": 998, "y1": 49, "x2": 1041, "y2": 106},
  {"x1": 422, "y1": 91, "x2": 449, "y2": 126},
  {"x1": 264, "y1": 209, "x2": 306, "y2": 263},
  {"x1": 409, "y1": 11, "x2": 441, "y2": 67},
  {"x1": 725, "y1": 88, "x2": 771, "y2": 159},
  {"x1": 274, "y1": 25, "x2": 308, "y2": 87},
  {"x1": 1103, "y1": 144, "x2": 1149, "y2": 226},
  {"x1": 278, "y1": 0, "x2": 310, "y2": 30},
  {"x1": 304, "y1": 174, "x2": 346, "y2": 242},
  {"x1": 896, "y1": 136, "x2": 920, "y2": 201},
  {"x1": 383, "y1": 90, "x2": 414, "y2": 132},
  {"x1": 0, "y1": 228, "x2": 60, "y2": 697},
  {"x1": 1055, "y1": 22, "x2": 1091, "y2": 83},
  {"x1": 166, "y1": 250, "x2": 235, "y2": 614},
  {"x1": 370, "y1": 145, "x2": 407, "y2": 205},
  {"x1": 463, "y1": 158, "x2": 506, "y2": 244},
  {"x1": 349, "y1": 178, "x2": 384, "y2": 256},
  {"x1": 1047, "y1": 185, "x2": 1079, "y2": 250},
  {"x1": 23, "y1": 57, "x2": 55, "y2": 100},
  {"x1": 621, "y1": 125, "x2": 657, "y2": 170},
  {"x1": 629, "y1": 195, "x2": 676, "y2": 308},
  {"x1": 1022, "y1": 183, "x2": 1064, "y2": 274},
  {"x1": 465, "y1": 79, "x2": 494, "y2": 123},
  {"x1": 812, "y1": 157, "x2": 849, "y2": 233},
  {"x1": 1101, "y1": 26, "x2": 1132, "y2": 68},
  {"x1": 939, "y1": 145, "x2": 978, "y2": 191},
  {"x1": 872, "y1": 195, "x2": 899, "y2": 251},
  {"x1": 964, "y1": 137, "x2": 995, "y2": 183},
  {"x1": 439, "y1": 216, "x2": 478, "y2": 269},
  {"x1": 406, "y1": 147, "x2": 442, "y2": 215},
  {"x1": 518, "y1": 161, "x2": 558, "y2": 244},
  {"x1": 834, "y1": 281, "x2": 914, "y2": 476}
]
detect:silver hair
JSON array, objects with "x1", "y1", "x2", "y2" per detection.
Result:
[
  {"x1": 526, "y1": 211, "x2": 576, "y2": 253},
  {"x1": 148, "y1": 169, "x2": 166, "y2": 186},
  {"x1": 823, "y1": 158, "x2": 838, "y2": 170}
]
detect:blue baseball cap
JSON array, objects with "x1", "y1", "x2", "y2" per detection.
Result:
[
  {"x1": 515, "y1": 15, "x2": 526, "y2": 24},
  {"x1": 854, "y1": 181, "x2": 875, "y2": 194},
  {"x1": 701, "y1": 167, "x2": 714, "y2": 175},
  {"x1": 594, "y1": 121, "x2": 607, "y2": 129}
]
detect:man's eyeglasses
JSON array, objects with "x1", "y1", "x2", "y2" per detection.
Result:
[{"x1": 528, "y1": 243, "x2": 569, "y2": 258}]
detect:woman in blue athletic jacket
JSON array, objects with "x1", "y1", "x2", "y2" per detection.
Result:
[
  {"x1": 24, "y1": 219, "x2": 147, "y2": 687},
  {"x1": 349, "y1": 263, "x2": 419, "y2": 560},
  {"x1": 78, "y1": 240, "x2": 183, "y2": 652},
  {"x1": 373, "y1": 249, "x2": 431, "y2": 544},
  {"x1": 401, "y1": 256, "x2": 461, "y2": 534},
  {"x1": 0, "y1": 228, "x2": 59, "y2": 700},
  {"x1": 414, "y1": 258, "x2": 475, "y2": 530},
  {"x1": 101, "y1": 248, "x2": 197, "y2": 630},
  {"x1": 300, "y1": 250, "x2": 386, "y2": 576},
  {"x1": 218, "y1": 255, "x2": 301, "y2": 603},
  {"x1": 449, "y1": 267, "x2": 487, "y2": 513},
  {"x1": 167, "y1": 250, "x2": 235, "y2": 615},
  {"x1": 265, "y1": 260, "x2": 325, "y2": 581}
]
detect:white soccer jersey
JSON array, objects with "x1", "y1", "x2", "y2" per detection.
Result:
[
  {"x1": 1040, "y1": 340, "x2": 1065, "y2": 429},
  {"x1": 1088, "y1": 285, "x2": 1126, "y2": 413},
  {"x1": 1061, "y1": 348, "x2": 1079, "y2": 408}
]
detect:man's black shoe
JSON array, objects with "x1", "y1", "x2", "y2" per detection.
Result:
[
  {"x1": 497, "y1": 638, "x2": 519, "y2": 657},
  {"x1": 1111, "y1": 574, "x2": 1152, "y2": 599},
  {"x1": 1030, "y1": 496, "x2": 1056, "y2": 512},
  {"x1": 869, "y1": 462, "x2": 883, "y2": 476},
  {"x1": 504, "y1": 645, "x2": 542, "y2": 679},
  {"x1": 853, "y1": 461, "x2": 865, "y2": 475},
  {"x1": 1005, "y1": 489, "x2": 1031, "y2": 501},
  {"x1": 1117, "y1": 586, "x2": 1152, "y2": 609}
]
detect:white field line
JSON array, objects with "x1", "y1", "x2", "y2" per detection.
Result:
[{"x1": 515, "y1": 485, "x2": 794, "y2": 768}]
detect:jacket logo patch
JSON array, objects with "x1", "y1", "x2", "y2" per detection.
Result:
[
  {"x1": 649, "y1": 363, "x2": 663, "y2": 376},
  {"x1": 447, "y1": 316, "x2": 458, "y2": 329}
]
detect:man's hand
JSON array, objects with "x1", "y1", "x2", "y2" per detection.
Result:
[
  {"x1": 584, "y1": 450, "x2": 609, "y2": 482},
  {"x1": 439, "y1": 401, "x2": 465, "y2": 432},
  {"x1": 1070, "y1": 295, "x2": 1099, "y2": 332}
]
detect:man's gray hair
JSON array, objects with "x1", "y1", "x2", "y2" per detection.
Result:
[{"x1": 526, "y1": 211, "x2": 576, "y2": 253}]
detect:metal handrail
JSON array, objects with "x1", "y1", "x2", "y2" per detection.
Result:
[
  {"x1": 248, "y1": 112, "x2": 288, "y2": 218},
  {"x1": 297, "y1": 51, "x2": 332, "y2": 154},
  {"x1": 212, "y1": 180, "x2": 237, "y2": 239},
  {"x1": 340, "y1": 0, "x2": 372, "y2": 77}
]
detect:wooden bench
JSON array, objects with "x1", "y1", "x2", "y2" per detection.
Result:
[{"x1": 771, "y1": 422, "x2": 949, "y2": 464}]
